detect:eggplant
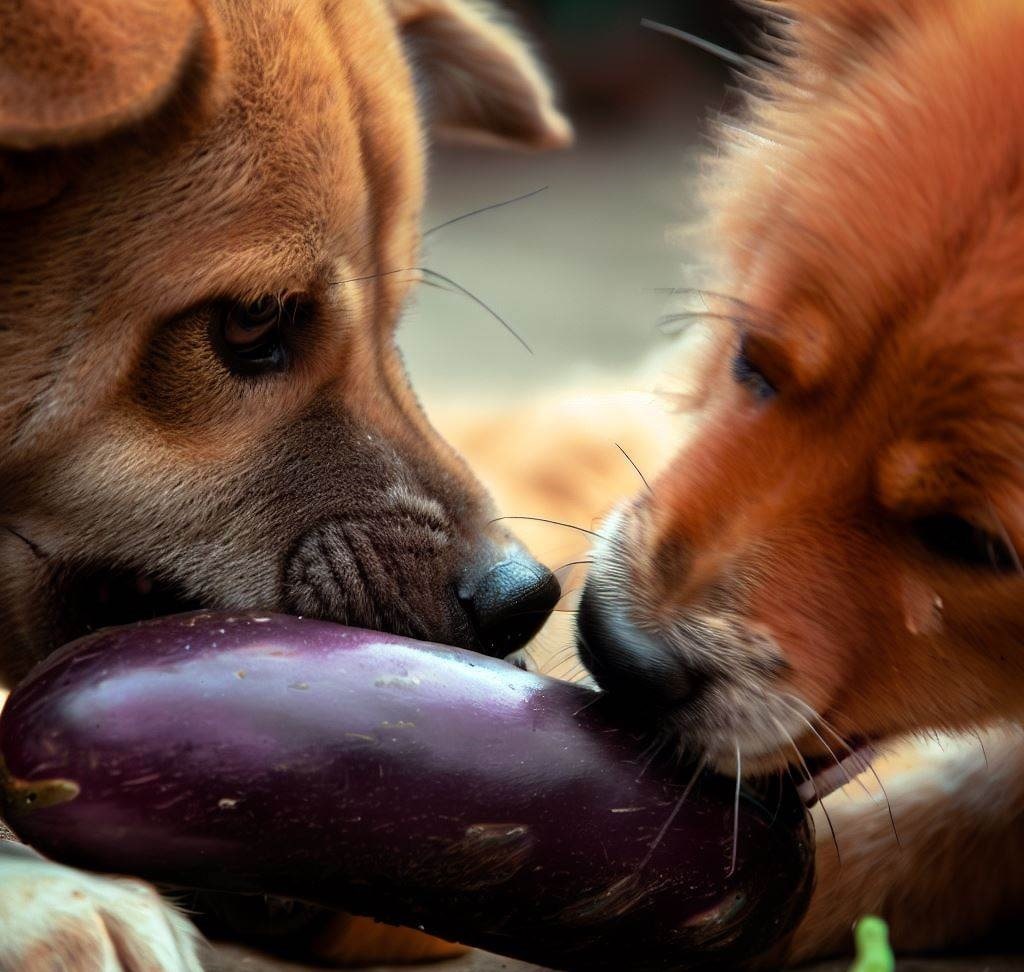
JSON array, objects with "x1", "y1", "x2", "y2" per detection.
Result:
[{"x1": 0, "y1": 612, "x2": 813, "y2": 971}]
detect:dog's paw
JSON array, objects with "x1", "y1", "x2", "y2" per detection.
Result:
[{"x1": 0, "y1": 846, "x2": 203, "y2": 972}]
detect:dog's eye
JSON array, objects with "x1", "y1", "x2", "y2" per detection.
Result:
[
  {"x1": 216, "y1": 296, "x2": 291, "y2": 375},
  {"x1": 732, "y1": 338, "x2": 776, "y2": 401},
  {"x1": 913, "y1": 513, "x2": 1019, "y2": 572}
]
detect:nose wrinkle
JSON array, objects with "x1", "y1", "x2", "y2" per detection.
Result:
[
  {"x1": 385, "y1": 484, "x2": 449, "y2": 533},
  {"x1": 281, "y1": 513, "x2": 457, "y2": 642}
]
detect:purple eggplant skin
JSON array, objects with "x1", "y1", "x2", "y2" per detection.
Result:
[{"x1": 0, "y1": 611, "x2": 813, "y2": 971}]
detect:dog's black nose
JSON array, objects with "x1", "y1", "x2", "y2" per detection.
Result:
[
  {"x1": 576, "y1": 586, "x2": 698, "y2": 709},
  {"x1": 460, "y1": 553, "x2": 560, "y2": 657}
]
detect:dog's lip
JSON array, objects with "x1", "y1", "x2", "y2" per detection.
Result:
[
  {"x1": 797, "y1": 740, "x2": 876, "y2": 807},
  {"x1": 49, "y1": 562, "x2": 433, "y2": 651},
  {"x1": 49, "y1": 563, "x2": 205, "y2": 653}
]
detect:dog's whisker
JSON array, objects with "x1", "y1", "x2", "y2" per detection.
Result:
[
  {"x1": 650, "y1": 287, "x2": 756, "y2": 313},
  {"x1": 865, "y1": 763, "x2": 902, "y2": 848},
  {"x1": 784, "y1": 695, "x2": 903, "y2": 849},
  {"x1": 764, "y1": 767, "x2": 786, "y2": 827},
  {"x1": 790, "y1": 762, "x2": 843, "y2": 869},
  {"x1": 635, "y1": 731, "x2": 671, "y2": 780},
  {"x1": 417, "y1": 267, "x2": 532, "y2": 354},
  {"x1": 639, "y1": 19, "x2": 752, "y2": 71},
  {"x1": 549, "y1": 645, "x2": 585, "y2": 673},
  {"x1": 489, "y1": 515, "x2": 607, "y2": 541},
  {"x1": 657, "y1": 310, "x2": 750, "y2": 336},
  {"x1": 728, "y1": 739, "x2": 742, "y2": 877},
  {"x1": 812, "y1": 715, "x2": 902, "y2": 849},
  {"x1": 779, "y1": 693, "x2": 857, "y2": 749},
  {"x1": 562, "y1": 662, "x2": 588, "y2": 682},
  {"x1": 424, "y1": 185, "x2": 548, "y2": 238},
  {"x1": 775, "y1": 694, "x2": 874, "y2": 802},
  {"x1": 333, "y1": 266, "x2": 532, "y2": 354},
  {"x1": 547, "y1": 639, "x2": 579, "y2": 660},
  {"x1": 554, "y1": 588, "x2": 584, "y2": 614},
  {"x1": 553, "y1": 558, "x2": 593, "y2": 573},
  {"x1": 636, "y1": 756, "x2": 706, "y2": 874},
  {"x1": 770, "y1": 715, "x2": 843, "y2": 867},
  {"x1": 545, "y1": 643, "x2": 582, "y2": 669},
  {"x1": 552, "y1": 561, "x2": 592, "y2": 594},
  {"x1": 969, "y1": 728, "x2": 990, "y2": 767},
  {"x1": 614, "y1": 443, "x2": 653, "y2": 494},
  {"x1": 802, "y1": 778, "x2": 843, "y2": 868},
  {"x1": 333, "y1": 266, "x2": 417, "y2": 286},
  {"x1": 767, "y1": 712, "x2": 811, "y2": 784},
  {"x1": 351, "y1": 185, "x2": 547, "y2": 265},
  {"x1": 417, "y1": 279, "x2": 458, "y2": 295},
  {"x1": 986, "y1": 501, "x2": 1023, "y2": 574},
  {"x1": 572, "y1": 691, "x2": 605, "y2": 719}
]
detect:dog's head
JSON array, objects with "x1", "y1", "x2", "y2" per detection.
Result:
[
  {"x1": 0, "y1": 0, "x2": 570, "y2": 683},
  {"x1": 580, "y1": 0, "x2": 1024, "y2": 779}
]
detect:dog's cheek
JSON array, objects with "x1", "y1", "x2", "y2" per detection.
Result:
[
  {"x1": 18, "y1": 426, "x2": 281, "y2": 603},
  {"x1": 737, "y1": 535, "x2": 896, "y2": 716}
]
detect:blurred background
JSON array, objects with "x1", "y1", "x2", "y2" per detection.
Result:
[
  {"x1": 402, "y1": 0, "x2": 753, "y2": 398},
  {"x1": 401, "y1": 1, "x2": 759, "y2": 670}
]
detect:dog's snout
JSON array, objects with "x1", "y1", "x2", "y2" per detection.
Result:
[
  {"x1": 459, "y1": 552, "x2": 560, "y2": 658},
  {"x1": 576, "y1": 587, "x2": 700, "y2": 710}
]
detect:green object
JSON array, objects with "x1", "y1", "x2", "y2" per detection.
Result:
[{"x1": 849, "y1": 917, "x2": 895, "y2": 972}]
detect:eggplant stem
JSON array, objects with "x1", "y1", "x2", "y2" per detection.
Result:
[{"x1": 0, "y1": 757, "x2": 80, "y2": 815}]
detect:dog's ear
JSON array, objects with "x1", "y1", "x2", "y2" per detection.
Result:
[
  {"x1": 0, "y1": 0, "x2": 222, "y2": 208},
  {"x1": 0, "y1": 0, "x2": 221, "y2": 150},
  {"x1": 389, "y1": 0, "x2": 571, "y2": 151}
]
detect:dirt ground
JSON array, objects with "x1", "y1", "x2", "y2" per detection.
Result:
[{"x1": 208, "y1": 942, "x2": 1024, "y2": 972}]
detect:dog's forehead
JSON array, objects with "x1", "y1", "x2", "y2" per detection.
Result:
[
  {"x1": 71, "y1": 0, "x2": 422, "y2": 310},
  {"x1": 732, "y1": 4, "x2": 1024, "y2": 385},
  {"x1": 0, "y1": 0, "x2": 425, "y2": 457}
]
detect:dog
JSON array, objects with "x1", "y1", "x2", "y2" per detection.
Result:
[
  {"x1": 576, "y1": 0, "x2": 1024, "y2": 962},
  {"x1": 0, "y1": 0, "x2": 569, "y2": 968}
]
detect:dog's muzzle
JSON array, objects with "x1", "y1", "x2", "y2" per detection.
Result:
[{"x1": 282, "y1": 517, "x2": 559, "y2": 656}]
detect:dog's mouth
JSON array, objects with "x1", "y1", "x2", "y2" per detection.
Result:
[
  {"x1": 704, "y1": 726, "x2": 877, "y2": 809},
  {"x1": 51, "y1": 563, "x2": 205, "y2": 650},
  {"x1": 796, "y1": 740, "x2": 876, "y2": 807}
]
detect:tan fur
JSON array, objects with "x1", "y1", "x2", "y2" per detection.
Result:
[
  {"x1": 787, "y1": 730, "x2": 1024, "y2": 961},
  {"x1": 0, "y1": 0, "x2": 568, "y2": 967}
]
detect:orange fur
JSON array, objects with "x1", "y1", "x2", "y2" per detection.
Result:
[{"x1": 579, "y1": 0, "x2": 1024, "y2": 960}]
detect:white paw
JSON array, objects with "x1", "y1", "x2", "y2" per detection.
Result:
[{"x1": 0, "y1": 846, "x2": 203, "y2": 972}]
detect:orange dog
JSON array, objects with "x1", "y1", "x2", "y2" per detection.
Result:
[{"x1": 577, "y1": 0, "x2": 1024, "y2": 961}]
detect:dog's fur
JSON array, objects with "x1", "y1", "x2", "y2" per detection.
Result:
[
  {"x1": 577, "y1": 0, "x2": 1024, "y2": 961},
  {"x1": 0, "y1": 0, "x2": 569, "y2": 967}
]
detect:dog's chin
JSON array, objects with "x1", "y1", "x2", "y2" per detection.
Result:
[
  {"x1": 701, "y1": 737, "x2": 878, "y2": 808},
  {"x1": 647, "y1": 705, "x2": 878, "y2": 809},
  {"x1": 47, "y1": 563, "x2": 206, "y2": 653},
  {"x1": 796, "y1": 745, "x2": 878, "y2": 805}
]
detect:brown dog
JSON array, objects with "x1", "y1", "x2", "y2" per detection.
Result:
[
  {"x1": 577, "y1": 0, "x2": 1024, "y2": 962},
  {"x1": 0, "y1": 0, "x2": 568, "y2": 967}
]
